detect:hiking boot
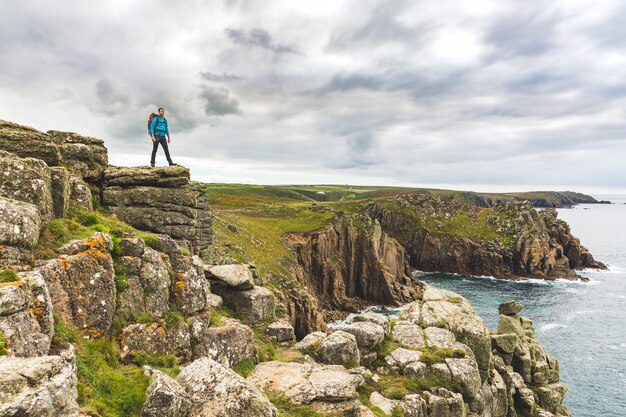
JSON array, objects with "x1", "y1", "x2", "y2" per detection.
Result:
[
  {"x1": 169, "y1": 163, "x2": 178, "y2": 166},
  {"x1": 150, "y1": 163, "x2": 155, "y2": 167}
]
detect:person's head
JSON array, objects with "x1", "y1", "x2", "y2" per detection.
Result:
[{"x1": 158, "y1": 107, "x2": 165, "y2": 116}]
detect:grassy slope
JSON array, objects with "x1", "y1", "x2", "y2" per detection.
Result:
[{"x1": 205, "y1": 183, "x2": 600, "y2": 206}]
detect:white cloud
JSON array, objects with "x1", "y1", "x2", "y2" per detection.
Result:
[{"x1": 0, "y1": 0, "x2": 625, "y2": 193}]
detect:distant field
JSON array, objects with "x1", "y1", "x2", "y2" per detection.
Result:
[{"x1": 204, "y1": 183, "x2": 601, "y2": 207}]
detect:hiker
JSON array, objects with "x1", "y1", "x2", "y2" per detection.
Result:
[{"x1": 149, "y1": 107, "x2": 177, "y2": 167}]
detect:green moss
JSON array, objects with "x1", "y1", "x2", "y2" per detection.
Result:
[
  {"x1": 113, "y1": 263, "x2": 130, "y2": 293},
  {"x1": 164, "y1": 308, "x2": 187, "y2": 329},
  {"x1": 0, "y1": 269, "x2": 19, "y2": 283},
  {"x1": 233, "y1": 359, "x2": 256, "y2": 378},
  {"x1": 266, "y1": 392, "x2": 329, "y2": 417},
  {"x1": 33, "y1": 207, "x2": 159, "y2": 260},
  {"x1": 52, "y1": 317, "x2": 180, "y2": 416},
  {"x1": 132, "y1": 352, "x2": 180, "y2": 377},
  {"x1": 76, "y1": 338, "x2": 149, "y2": 417},
  {"x1": 419, "y1": 346, "x2": 465, "y2": 365},
  {"x1": 0, "y1": 332, "x2": 9, "y2": 356},
  {"x1": 447, "y1": 296, "x2": 463, "y2": 304}
]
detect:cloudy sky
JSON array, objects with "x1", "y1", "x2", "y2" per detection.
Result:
[{"x1": 1, "y1": 0, "x2": 625, "y2": 193}]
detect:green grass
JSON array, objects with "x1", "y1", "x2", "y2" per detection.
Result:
[
  {"x1": 34, "y1": 207, "x2": 159, "y2": 260},
  {"x1": 0, "y1": 332, "x2": 9, "y2": 355},
  {"x1": 0, "y1": 269, "x2": 19, "y2": 283},
  {"x1": 266, "y1": 392, "x2": 333, "y2": 417},
  {"x1": 113, "y1": 263, "x2": 129, "y2": 293},
  {"x1": 233, "y1": 359, "x2": 256, "y2": 378},
  {"x1": 52, "y1": 316, "x2": 179, "y2": 417},
  {"x1": 419, "y1": 346, "x2": 465, "y2": 365}
]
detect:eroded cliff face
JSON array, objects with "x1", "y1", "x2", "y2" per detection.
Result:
[
  {"x1": 286, "y1": 216, "x2": 425, "y2": 324},
  {"x1": 367, "y1": 194, "x2": 605, "y2": 280}
]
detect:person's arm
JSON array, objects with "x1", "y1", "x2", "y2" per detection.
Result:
[
  {"x1": 165, "y1": 119, "x2": 171, "y2": 142},
  {"x1": 150, "y1": 118, "x2": 157, "y2": 141}
]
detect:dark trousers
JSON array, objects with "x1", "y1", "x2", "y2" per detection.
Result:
[{"x1": 151, "y1": 135, "x2": 173, "y2": 165}]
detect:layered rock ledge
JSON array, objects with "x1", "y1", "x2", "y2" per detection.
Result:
[{"x1": 102, "y1": 166, "x2": 213, "y2": 260}]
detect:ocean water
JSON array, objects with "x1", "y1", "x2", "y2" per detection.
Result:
[{"x1": 420, "y1": 195, "x2": 626, "y2": 417}]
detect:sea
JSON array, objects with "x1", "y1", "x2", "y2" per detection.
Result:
[
  {"x1": 332, "y1": 195, "x2": 626, "y2": 416},
  {"x1": 419, "y1": 194, "x2": 626, "y2": 417}
]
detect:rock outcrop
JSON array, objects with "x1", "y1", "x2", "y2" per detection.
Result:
[
  {"x1": 0, "y1": 271, "x2": 54, "y2": 357},
  {"x1": 367, "y1": 194, "x2": 605, "y2": 280},
  {"x1": 287, "y1": 216, "x2": 425, "y2": 322},
  {"x1": 37, "y1": 233, "x2": 116, "y2": 338},
  {"x1": 360, "y1": 288, "x2": 571, "y2": 417},
  {"x1": 177, "y1": 357, "x2": 278, "y2": 417},
  {"x1": 102, "y1": 166, "x2": 213, "y2": 260},
  {"x1": 248, "y1": 361, "x2": 366, "y2": 415},
  {"x1": 0, "y1": 347, "x2": 79, "y2": 417}
]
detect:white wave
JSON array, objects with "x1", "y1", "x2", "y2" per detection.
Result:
[
  {"x1": 540, "y1": 323, "x2": 568, "y2": 332},
  {"x1": 566, "y1": 310, "x2": 594, "y2": 320}
]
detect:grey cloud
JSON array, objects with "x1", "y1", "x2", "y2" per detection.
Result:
[
  {"x1": 95, "y1": 80, "x2": 128, "y2": 105},
  {"x1": 199, "y1": 85, "x2": 242, "y2": 116},
  {"x1": 225, "y1": 28, "x2": 299, "y2": 54},
  {"x1": 485, "y1": 7, "x2": 559, "y2": 59},
  {"x1": 199, "y1": 72, "x2": 245, "y2": 82}
]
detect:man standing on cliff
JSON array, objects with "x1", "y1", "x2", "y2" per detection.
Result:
[{"x1": 150, "y1": 107, "x2": 177, "y2": 167}]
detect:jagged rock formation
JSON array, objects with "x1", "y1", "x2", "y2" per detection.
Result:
[
  {"x1": 0, "y1": 149, "x2": 94, "y2": 269},
  {"x1": 0, "y1": 347, "x2": 79, "y2": 417},
  {"x1": 287, "y1": 216, "x2": 425, "y2": 323},
  {"x1": 366, "y1": 194, "x2": 605, "y2": 280},
  {"x1": 102, "y1": 166, "x2": 213, "y2": 260}
]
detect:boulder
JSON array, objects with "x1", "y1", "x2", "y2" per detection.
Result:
[
  {"x1": 176, "y1": 357, "x2": 277, "y2": 417},
  {"x1": 0, "y1": 150, "x2": 53, "y2": 221},
  {"x1": 369, "y1": 392, "x2": 400, "y2": 415},
  {"x1": 48, "y1": 130, "x2": 108, "y2": 181},
  {"x1": 0, "y1": 120, "x2": 62, "y2": 166},
  {"x1": 205, "y1": 264, "x2": 254, "y2": 290},
  {"x1": 170, "y1": 256, "x2": 213, "y2": 316},
  {"x1": 0, "y1": 271, "x2": 53, "y2": 357},
  {"x1": 213, "y1": 285, "x2": 275, "y2": 325},
  {"x1": 351, "y1": 311, "x2": 391, "y2": 335},
  {"x1": 315, "y1": 330, "x2": 360, "y2": 367},
  {"x1": 120, "y1": 321, "x2": 193, "y2": 363},
  {"x1": 141, "y1": 367, "x2": 191, "y2": 417},
  {"x1": 0, "y1": 197, "x2": 42, "y2": 249},
  {"x1": 295, "y1": 331, "x2": 327, "y2": 353},
  {"x1": 445, "y1": 357, "x2": 482, "y2": 399},
  {"x1": 342, "y1": 321, "x2": 385, "y2": 352},
  {"x1": 38, "y1": 233, "x2": 116, "y2": 337},
  {"x1": 0, "y1": 347, "x2": 78, "y2": 416},
  {"x1": 248, "y1": 361, "x2": 364, "y2": 406},
  {"x1": 491, "y1": 333, "x2": 520, "y2": 354},
  {"x1": 497, "y1": 315, "x2": 524, "y2": 338},
  {"x1": 392, "y1": 320, "x2": 426, "y2": 348},
  {"x1": 191, "y1": 317, "x2": 257, "y2": 366},
  {"x1": 385, "y1": 348, "x2": 422, "y2": 372},
  {"x1": 266, "y1": 321, "x2": 295, "y2": 343},
  {"x1": 424, "y1": 327, "x2": 457, "y2": 348},
  {"x1": 498, "y1": 300, "x2": 524, "y2": 316}
]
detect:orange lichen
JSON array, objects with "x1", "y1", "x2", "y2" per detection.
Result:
[
  {"x1": 174, "y1": 273, "x2": 185, "y2": 293},
  {"x1": 0, "y1": 281, "x2": 24, "y2": 288}
]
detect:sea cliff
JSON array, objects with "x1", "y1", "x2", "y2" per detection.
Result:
[{"x1": 0, "y1": 120, "x2": 589, "y2": 416}]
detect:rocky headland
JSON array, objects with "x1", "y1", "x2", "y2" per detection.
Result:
[{"x1": 0, "y1": 119, "x2": 595, "y2": 416}]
